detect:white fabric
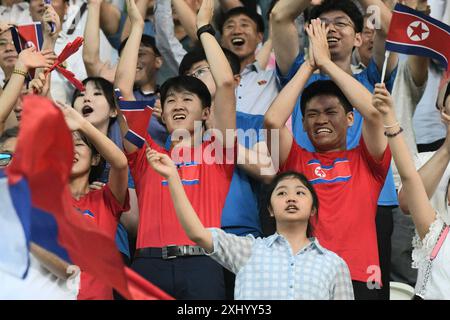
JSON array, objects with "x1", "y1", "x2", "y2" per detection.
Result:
[
  {"x1": 0, "y1": 2, "x2": 32, "y2": 25},
  {"x1": 0, "y1": 253, "x2": 80, "y2": 300},
  {"x1": 391, "y1": 58, "x2": 427, "y2": 188},
  {"x1": 51, "y1": 2, "x2": 118, "y2": 104},
  {"x1": 0, "y1": 176, "x2": 28, "y2": 279}
]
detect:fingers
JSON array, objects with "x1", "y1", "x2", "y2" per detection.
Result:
[{"x1": 89, "y1": 181, "x2": 106, "y2": 190}]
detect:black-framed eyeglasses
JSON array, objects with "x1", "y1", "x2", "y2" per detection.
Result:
[{"x1": 0, "y1": 152, "x2": 12, "y2": 167}]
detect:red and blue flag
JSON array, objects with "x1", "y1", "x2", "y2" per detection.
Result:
[{"x1": 386, "y1": 3, "x2": 450, "y2": 70}]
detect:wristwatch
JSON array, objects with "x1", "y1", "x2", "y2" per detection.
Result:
[{"x1": 197, "y1": 24, "x2": 216, "y2": 39}]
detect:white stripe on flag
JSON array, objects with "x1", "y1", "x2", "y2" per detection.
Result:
[{"x1": 0, "y1": 176, "x2": 29, "y2": 278}]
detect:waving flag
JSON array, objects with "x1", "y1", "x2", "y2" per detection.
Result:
[
  {"x1": 10, "y1": 23, "x2": 44, "y2": 79},
  {"x1": 2, "y1": 95, "x2": 172, "y2": 300},
  {"x1": 386, "y1": 3, "x2": 450, "y2": 70}
]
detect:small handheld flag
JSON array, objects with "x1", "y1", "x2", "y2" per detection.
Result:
[{"x1": 386, "y1": 3, "x2": 450, "y2": 70}]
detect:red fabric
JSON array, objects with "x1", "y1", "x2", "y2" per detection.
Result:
[
  {"x1": 280, "y1": 138, "x2": 391, "y2": 283},
  {"x1": 7, "y1": 95, "x2": 173, "y2": 300},
  {"x1": 73, "y1": 185, "x2": 130, "y2": 300},
  {"x1": 123, "y1": 105, "x2": 235, "y2": 248}
]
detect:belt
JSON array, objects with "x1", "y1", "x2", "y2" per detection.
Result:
[{"x1": 135, "y1": 245, "x2": 205, "y2": 260}]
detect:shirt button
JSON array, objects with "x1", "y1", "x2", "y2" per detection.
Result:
[
  {"x1": 238, "y1": 96, "x2": 242, "y2": 99},
  {"x1": 289, "y1": 285, "x2": 293, "y2": 289},
  {"x1": 290, "y1": 263, "x2": 294, "y2": 266}
]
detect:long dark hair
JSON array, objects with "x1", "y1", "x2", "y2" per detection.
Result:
[{"x1": 260, "y1": 171, "x2": 319, "y2": 238}]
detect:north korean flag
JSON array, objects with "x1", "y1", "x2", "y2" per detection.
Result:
[{"x1": 386, "y1": 3, "x2": 450, "y2": 70}]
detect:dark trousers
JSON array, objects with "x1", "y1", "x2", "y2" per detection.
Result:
[
  {"x1": 352, "y1": 281, "x2": 380, "y2": 300},
  {"x1": 376, "y1": 205, "x2": 395, "y2": 300},
  {"x1": 132, "y1": 255, "x2": 226, "y2": 300}
]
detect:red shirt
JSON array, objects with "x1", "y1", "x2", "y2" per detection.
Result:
[
  {"x1": 280, "y1": 138, "x2": 391, "y2": 283},
  {"x1": 73, "y1": 185, "x2": 130, "y2": 300},
  {"x1": 127, "y1": 136, "x2": 235, "y2": 249}
]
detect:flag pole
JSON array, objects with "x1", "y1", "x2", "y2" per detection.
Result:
[{"x1": 381, "y1": 50, "x2": 390, "y2": 83}]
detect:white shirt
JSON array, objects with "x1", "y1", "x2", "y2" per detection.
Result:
[{"x1": 0, "y1": 2, "x2": 32, "y2": 25}]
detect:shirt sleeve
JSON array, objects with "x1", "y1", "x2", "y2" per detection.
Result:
[
  {"x1": 360, "y1": 137, "x2": 392, "y2": 185},
  {"x1": 276, "y1": 52, "x2": 305, "y2": 87},
  {"x1": 102, "y1": 184, "x2": 131, "y2": 219},
  {"x1": 154, "y1": 0, "x2": 187, "y2": 75},
  {"x1": 331, "y1": 257, "x2": 355, "y2": 300},
  {"x1": 206, "y1": 228, "x2": 255, "y2": 274}
]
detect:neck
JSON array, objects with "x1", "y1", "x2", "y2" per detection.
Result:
[
  {"x1": 239, "y1": 54, "x2": 256, "y2": 73},
  {"x1": 276, "y1": 222, "x2": 310, "y2": 254},
  {"x1": 139, "y1": 80, "x2": 156, "y2": 94},
  {"x1": 96, "y1": 122, "x2": 109, "y2": 136},
  {"x1": 330, "y1": 54, "x2": 353, "y2": 75},
  {"x1": 170, "y1": 127, "x2": 204, "y2": 149},
  {"x1": 174, "y1": 25, "x2": 187, "y2": 41},
  {"x1": 3, "y1": 67, "x2": 13, "y2": 81},
  {"x1": 70, "y1": 176, "x2": 90, "y2": 200}
]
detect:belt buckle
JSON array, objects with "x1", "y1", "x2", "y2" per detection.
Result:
[{"x1": 162, "y1": 245, "x2": 177, "y2": 260}]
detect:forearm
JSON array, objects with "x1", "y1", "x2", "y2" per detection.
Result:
[
  {"x1": 121, "y1": 0, "x2": 148, "y2": 41},
  {"x1": 115, "y1": 21, "x2": 144, "y2": 99},
  {"x1": 83, "y1": 2, "x2": 102, "y2": 75},
  {"x1": 255, "y1": 38, "x2": 273, "y2": 70},
  {"x1": 271, "y1": 0, "x2": 309, "y2": 74},
  {"x1": 167, "y1": 173, "x2": 212, "y2": 250},
  {"x1": 0, "y1": 65, "x2": 26, "y2": 124},
  {"x1": 417, "y1": 143, "x2": 450, "y2": 199},
  {"x1": 172, "y1": 0, "x2": 198, "y2": 41},
  {"x1": 264, "y1": 62, "x2": 313, "y2": 129},
  {"x1": 79, "y1": 119, "x2": 128, "y2": 170},
  {"x1": 155, "y1": 0, "x2": 186, "y2": 72},
  {"x1": 237, "y1": 143, "x2": 276, "y2": 183},
  {"x1": 99, "y1": 1, "x2": 121, "y2": 36}
]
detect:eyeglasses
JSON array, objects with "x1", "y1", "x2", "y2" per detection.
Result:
[
  {"x1": 187, "y1": 66, "x2": 211, "y2": 79},
  {"x1": 0, "y1": 152, "x2": 12, "y2": 167},
  {"x1": 319, "y1": 18, "x2": 355, "y2": 30}
]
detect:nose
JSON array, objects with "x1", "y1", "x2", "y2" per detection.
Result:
[
  {"x1": 286, "y1": 197, "x2": 297, "y2": 204},
  {"x1": 315, "y1": 112, "x2": 329, "y2": 124}
]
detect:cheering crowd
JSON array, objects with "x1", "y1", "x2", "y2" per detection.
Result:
[{"x1": 0, "y1": 0, "x2": 449, "y2": 300}]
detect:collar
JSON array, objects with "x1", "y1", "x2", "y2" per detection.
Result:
[
  {"x1": 241, "y1": 60, "x2": 261, "y2": 76},
  {"x1": 266, "y1": 233, "x2": 325, "y2": 254}
]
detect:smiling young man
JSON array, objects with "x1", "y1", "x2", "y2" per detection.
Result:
[
  {"x1": 265, "y1": 20, "x2": 391, "y2": 300},
  {"x1": 114, "y1": 0, "x2": 236, "y2": 299}
]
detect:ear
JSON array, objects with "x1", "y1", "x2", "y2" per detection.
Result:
[
  {"x1": 202, "y1": 107, "x2": 211, "y2": 121},
  {"x1": 346, "y1": 110, "x2": 354, "y2": 127},
  {"x1": 310, "y1": 207, "x2": 317, "y2": 216},
  {"x1": 109, "y1": 108, "x2": 118, "y2": 119},
  {"x1": 353, "y1": 32, "x2": 363, "y2": 48},
  {"x1": 155, "y1": 56, "x2": 163, "y2": 70},
  {"x1": 268, "y1": 205, "x2": 274, "y2": 217},
  {"x1": 257, "y1": 32, "x2": 264, "y2": 44},
  {"x1": 91, "y1": 154, "x2": 101, "y2": 166}
]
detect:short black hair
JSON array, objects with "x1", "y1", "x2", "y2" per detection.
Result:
[
  {"x1": 444, "y1": 82, "x2": 450, "y2": 107},
  {"x1": 300, "y1": 80, "x2": 353, "y2": 116},
  {"x1": 310, "y1": 0, "x2": 364, "y2": 33},
  {"x1": 218, "y1": 6, "x2": 265, "y2": 34},
  {"x1": 178, "y1": 45, "x2": 241, "y2": 76},
  {"x1": 160, "y1": 75, "x2": 211, "y2": 110},
  {"x1": 73, "y1": 131, "x2": 105, "y2": 184},
  {"x1": 118, "y1": 34, "x2": 161, "y2": 56},
  {"x1": 260, "y1": 171, "x2": 319, "y2": 238},
  {"x1": 0, "y1": 126, "x2": 18, "y2": 146}
]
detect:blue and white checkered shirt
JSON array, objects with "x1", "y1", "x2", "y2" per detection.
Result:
[{"x1": 207, "y1": 228, "x2": 354, "y2": 300}]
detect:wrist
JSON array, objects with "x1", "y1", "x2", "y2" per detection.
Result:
[
  {"x1": 196, "y1": 24, "x2": 215, "y2": 39},
  {"x1": 318, "y1": 58, "x2": 333, "y2": 71},
  {"x1": 14, "y1": 60, "x2": 29, "y2": 73}
]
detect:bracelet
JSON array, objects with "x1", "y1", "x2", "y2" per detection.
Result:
[
  {"x1": 383, "y1": 122, "x2": 399, "y2": 129},
  {"x1": 13, "y1": 68, "x2": 28, "y2": 77},
  {"x1": 384, "y1": 127, "x2": 403, "y2": 138},
  {"x1": 196, "y1": 24, "x2": 216, "y2": 39}
]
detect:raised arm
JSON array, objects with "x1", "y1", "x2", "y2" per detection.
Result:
[
  {"x1": 99, "y1": 1, "x2": 121, "y2": 36},
  {"x1": 308, "y1": 19, "x2": 387, "y2": 159},
  {"x1": 270, "y1": 0, "x2": 310, "y2": 75},
  {"x1": 399, "y1": 110, "x2": 450, "y2": 214},
  {"x1": 83, "y1": 0, "x2": 114, "y2": 81},
  {"x1": 358, "y1": 0, "x2": 398, "y2": 76},
  {"x1": 114, "y1": 0, "x2": 144, "y2": 100},
  {"x1": 264, "y1": 57, "x2": 315, "y2": 167},
  {"x1": 146, "y1": 149, "x2": 213, "y2": 252},
  {"x1": 172, "y1": 0, "x2": 199, "y2": 42},
  {"x1": 0, "y1": 48, "x2": 54, "y2": 133},
  {"x1": 372, "y1": 83, "x2": 435, "y2": 239},
  {"x1": 197, "y1": 0, "x2": 236, "y2": 145},
  {"x1": 58, "y1": 102, "x2": 129, "y2": 206},
  {"x1": 121, "y1": 0, "x2": 149, "y2": 41},
  {"x1": 218, "y1": 0, "x2": 243, "y2": 11},
  {"x1": 153, "y1": 0, "x2": 187, "y2": 75}
]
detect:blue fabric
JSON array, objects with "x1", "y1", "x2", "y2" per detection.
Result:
[
  {"x1": 133, "y1": 89, "x2": 168, "y2": 148},
  {"x1": 277, "y1": 53, "x2": 399, "y2": 205}
]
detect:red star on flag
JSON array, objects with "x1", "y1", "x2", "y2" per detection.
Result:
[{"x1": 410, "y1": 22, "x2": 427, "y2": 39}]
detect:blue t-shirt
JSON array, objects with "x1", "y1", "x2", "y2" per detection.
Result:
[{"x1": 278, "y1": 53, "x2": 398, "y2": 205}]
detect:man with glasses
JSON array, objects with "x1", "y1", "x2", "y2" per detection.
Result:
[
  {"x1": 270, "y1": 0, "x2": 399, "y2": 299},
  {"x1": 0, "y1": 126, "x2": 17, "y2": 168}
]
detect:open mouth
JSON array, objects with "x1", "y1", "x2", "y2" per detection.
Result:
[
  {"x1": 231, "y1": 37, "x2": 245, "y2": 47},
  {"x1": 81, "y1": 105, "x2": 94, "y2": 117},
  {"x1": 286, "y1": 205, "x2": 299, "y2": 212},
  {"x1": 327, "y1": 37, "x2": 339, "y2": 45},
  {"x1": 315, "y1": 128, "x2": 332, "y2": 135},
  {"x1": 173, "y1": 113, "x2": 186, "y2": 121}
]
